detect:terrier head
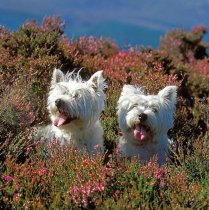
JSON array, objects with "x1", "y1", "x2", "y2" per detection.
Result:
[
  {"x1": 48, "y1": 68, "x2": 106, "y2": 129},
  {"x1": 117, "y1": 85, "x2": 177, "y2": 144}
]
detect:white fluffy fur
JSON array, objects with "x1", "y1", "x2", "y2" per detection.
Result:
[
  {"x1": 47, "y1": 68, "x2": 106, "y2": 154},
  {"x1": 117, "y1": 85, "x2": 177, "y2": 164}
]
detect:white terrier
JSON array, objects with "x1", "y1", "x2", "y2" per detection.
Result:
[
  {"x1": 117, "y1": 85, "x2": 177, "y2": 164},
  {"x1": 46, "y1": 68, "x2": 106, "y2": 154}
]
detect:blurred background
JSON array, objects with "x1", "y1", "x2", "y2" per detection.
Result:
[{"x1": 1, "y1": 0, "x2": 209, "y2": 48}]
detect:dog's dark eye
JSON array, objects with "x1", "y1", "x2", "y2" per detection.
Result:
[
  {"x1": 151, "y1": 107, "x2": 158, "y2": 113},
  {"x1": 129, "y1": 104, "x2": 137, "y2": 110},
  {"x1": 59, "y1": 86, "x2": 69, "y2": 95},
  {"x1": 72, "y1": 92, "x2": 80, "y2": 98},
  {"x1": 63, "y1": 90, "x2": 68, "y2": 95}
]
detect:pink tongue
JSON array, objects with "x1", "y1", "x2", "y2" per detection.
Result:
[
  {"x1": 53, "y1": 115, "x2": 67, "y2": 127},
  {"x1": 134, "y1": 125, "x2": 147, "y2": 141}
]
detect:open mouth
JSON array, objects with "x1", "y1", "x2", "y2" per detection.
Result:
[
  {"x1": 133, "y1": 124, "x2": 150, "y2": 142},
  {"x1": 53, "y1": 114, "x2": 76, "y2": 127}
]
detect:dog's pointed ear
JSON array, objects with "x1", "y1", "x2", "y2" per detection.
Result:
[
  {"x1": 158, "y1": 86, "x2": 177, "y2": 105},
  {"x1": 51, "y1": 68, "x2": 65, "y2": 84},
  {"x1": 88, "y1": 70, "x2": 106, "y2": 92}
]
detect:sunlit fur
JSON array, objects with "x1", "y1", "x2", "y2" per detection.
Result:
[
  {"x1": 47, "y1": 68, "x2": 106, "y2": 154},
  {"x1": 117, "y1": 85, "x2": 177, "y2": 164}
]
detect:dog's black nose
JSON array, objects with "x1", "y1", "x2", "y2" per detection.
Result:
[
  {"x1": 55, "y1": 99, "x2": 63, "y2": 108},
  {"x1": 138, "y1": 113, "x2": 147, "y2": 121}
]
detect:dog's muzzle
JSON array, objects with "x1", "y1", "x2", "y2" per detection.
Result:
[
  {"x1": 53, "y1": 99, "x2": 76, "y2": 127},
  {"x1": 55, "y1": 99, "x2": 68, "y2": 114},
  {"x1": 55, "y1": 99, "x2": 64, "y2": 109},
  {"x1": 138, "y1": 113, "x2": 147, "y2": 122}
]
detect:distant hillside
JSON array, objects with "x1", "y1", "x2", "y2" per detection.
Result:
[
  {"x1": 68, "y1": 20, "x2": 165, "y2": 49},
  {"x1": 1, "y1": 9, "x2": 209, "y2": 49}
]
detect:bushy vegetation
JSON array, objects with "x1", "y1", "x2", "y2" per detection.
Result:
[{"x1": 0, "y1": 17, "x2": 208, "y2": 209}]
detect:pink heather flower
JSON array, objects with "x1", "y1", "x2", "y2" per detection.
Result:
[
  {"x1": 26, "y1": 147, "x2": 32, "y2": 156},
  {"x1": 2, "y1": 139, "x2": 9, "y2": 146},
  {"x1": 155, "y1": 169, "x2": 163, "y2": 180},
  {"x1": 5, "y1": 84, "x2": 11, "y2": 92},
  {"x1": 38, "y1": 167, "x2": 47, "y2": 176},
  {"x1": 97, "y1": 182, "x2": 105, "y2": 191},
  {"x1": 25, "y1": 169, "x2": 30, "y2": 176},
  {"x1": 13, "y1": 193, "x2": 21, "y2": 202},
  {"x1": 76, "y1": 174, "x2": 81, "y2": 179},
  {"x1": 169, "y1": 74, "x2": 178, "y2": 82},
  {"x1": 15, "y1": 183, "x2": 20, "y2": 190},
  {"x1": 128, "y1": 47, "x2": 135, "y2": 54},
  {"x1": 2, "y1": 175, "x2": 13, "y2": 182},
  {"x1": 115, "y1": 147, "x2": 122, "y2": 154},
  {"x1": 27, "y1": 111, "x2": 36, "y2": 124},
  {"x1": 191, "y1": 25, "x2": 207, "y2": 33},
  {"x1": 33, "y1": 140, "x2": 41, "y2": 147},
  {"x1": 63, "y1": 146, "x2": 69, "y2": 153},
  {"x1": 74, "y1": 147, "x2": 81, "y2": 153},
  {"x1": 93, "y1": 144, "x2": 100, "y2": 149},
  {"x1": 68, "y1": 179, "x2": 106, "y2": 207},
  {"x1": 147, "y1": 161, "x2": 154, "y2": 168},
  {"x1": 114, "y1": 190, "x2": 121, "y2": 197}
]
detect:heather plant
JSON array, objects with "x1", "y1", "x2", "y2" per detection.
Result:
[
  {"x1": 0, "y1": 84, "x2": 36, "y2": 164},
  {"x1": 0, "y1": 17, "x2": 209, "y2": 209},
  {"x1": 76, "y1": 36, "x2": 118, "y2": 58},
  {"x1": 57, "y1": 35, "x2": 118, "y2": 75},
  {"x1": 103, "y1": 48, "x2": 181, "y2": 93},
  {"x1": 103, "y1": 48, "x2": 141, "y2": 83},
  {"x1": 101, "y1": 157, "x2": 167, "y2": 209},
  {"x1": 159, "y1": 25, "x2": 209, "y2": 97},
  {"x1": 163, "y1": 169, "x2": 208, "y2": 209},
  {"x1": 0, "y1": 17, "x2": 65, "y2": 124},
  {"x1": 0, "y1": 142, "x2": 120, "y2": 209},
  {"x1": 102, "y1": 83, "x2": 121, "y2": 152},
  {"x1": 166, "y1": 132, "x2": 209, "y2": 209},
  {"x1": 1, "y1": 140, "x2": 208, "y2": 209},
  {"x1": 186, "y1": 58, "x2": 209, "y2": 97},
  {"x1": 160, "y1": 25, "x2": 208, "y2": 63}
]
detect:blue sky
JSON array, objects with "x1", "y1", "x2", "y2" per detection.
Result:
[{"x1": 1, "y1": 0, "x2": 209, "y2": 48}]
